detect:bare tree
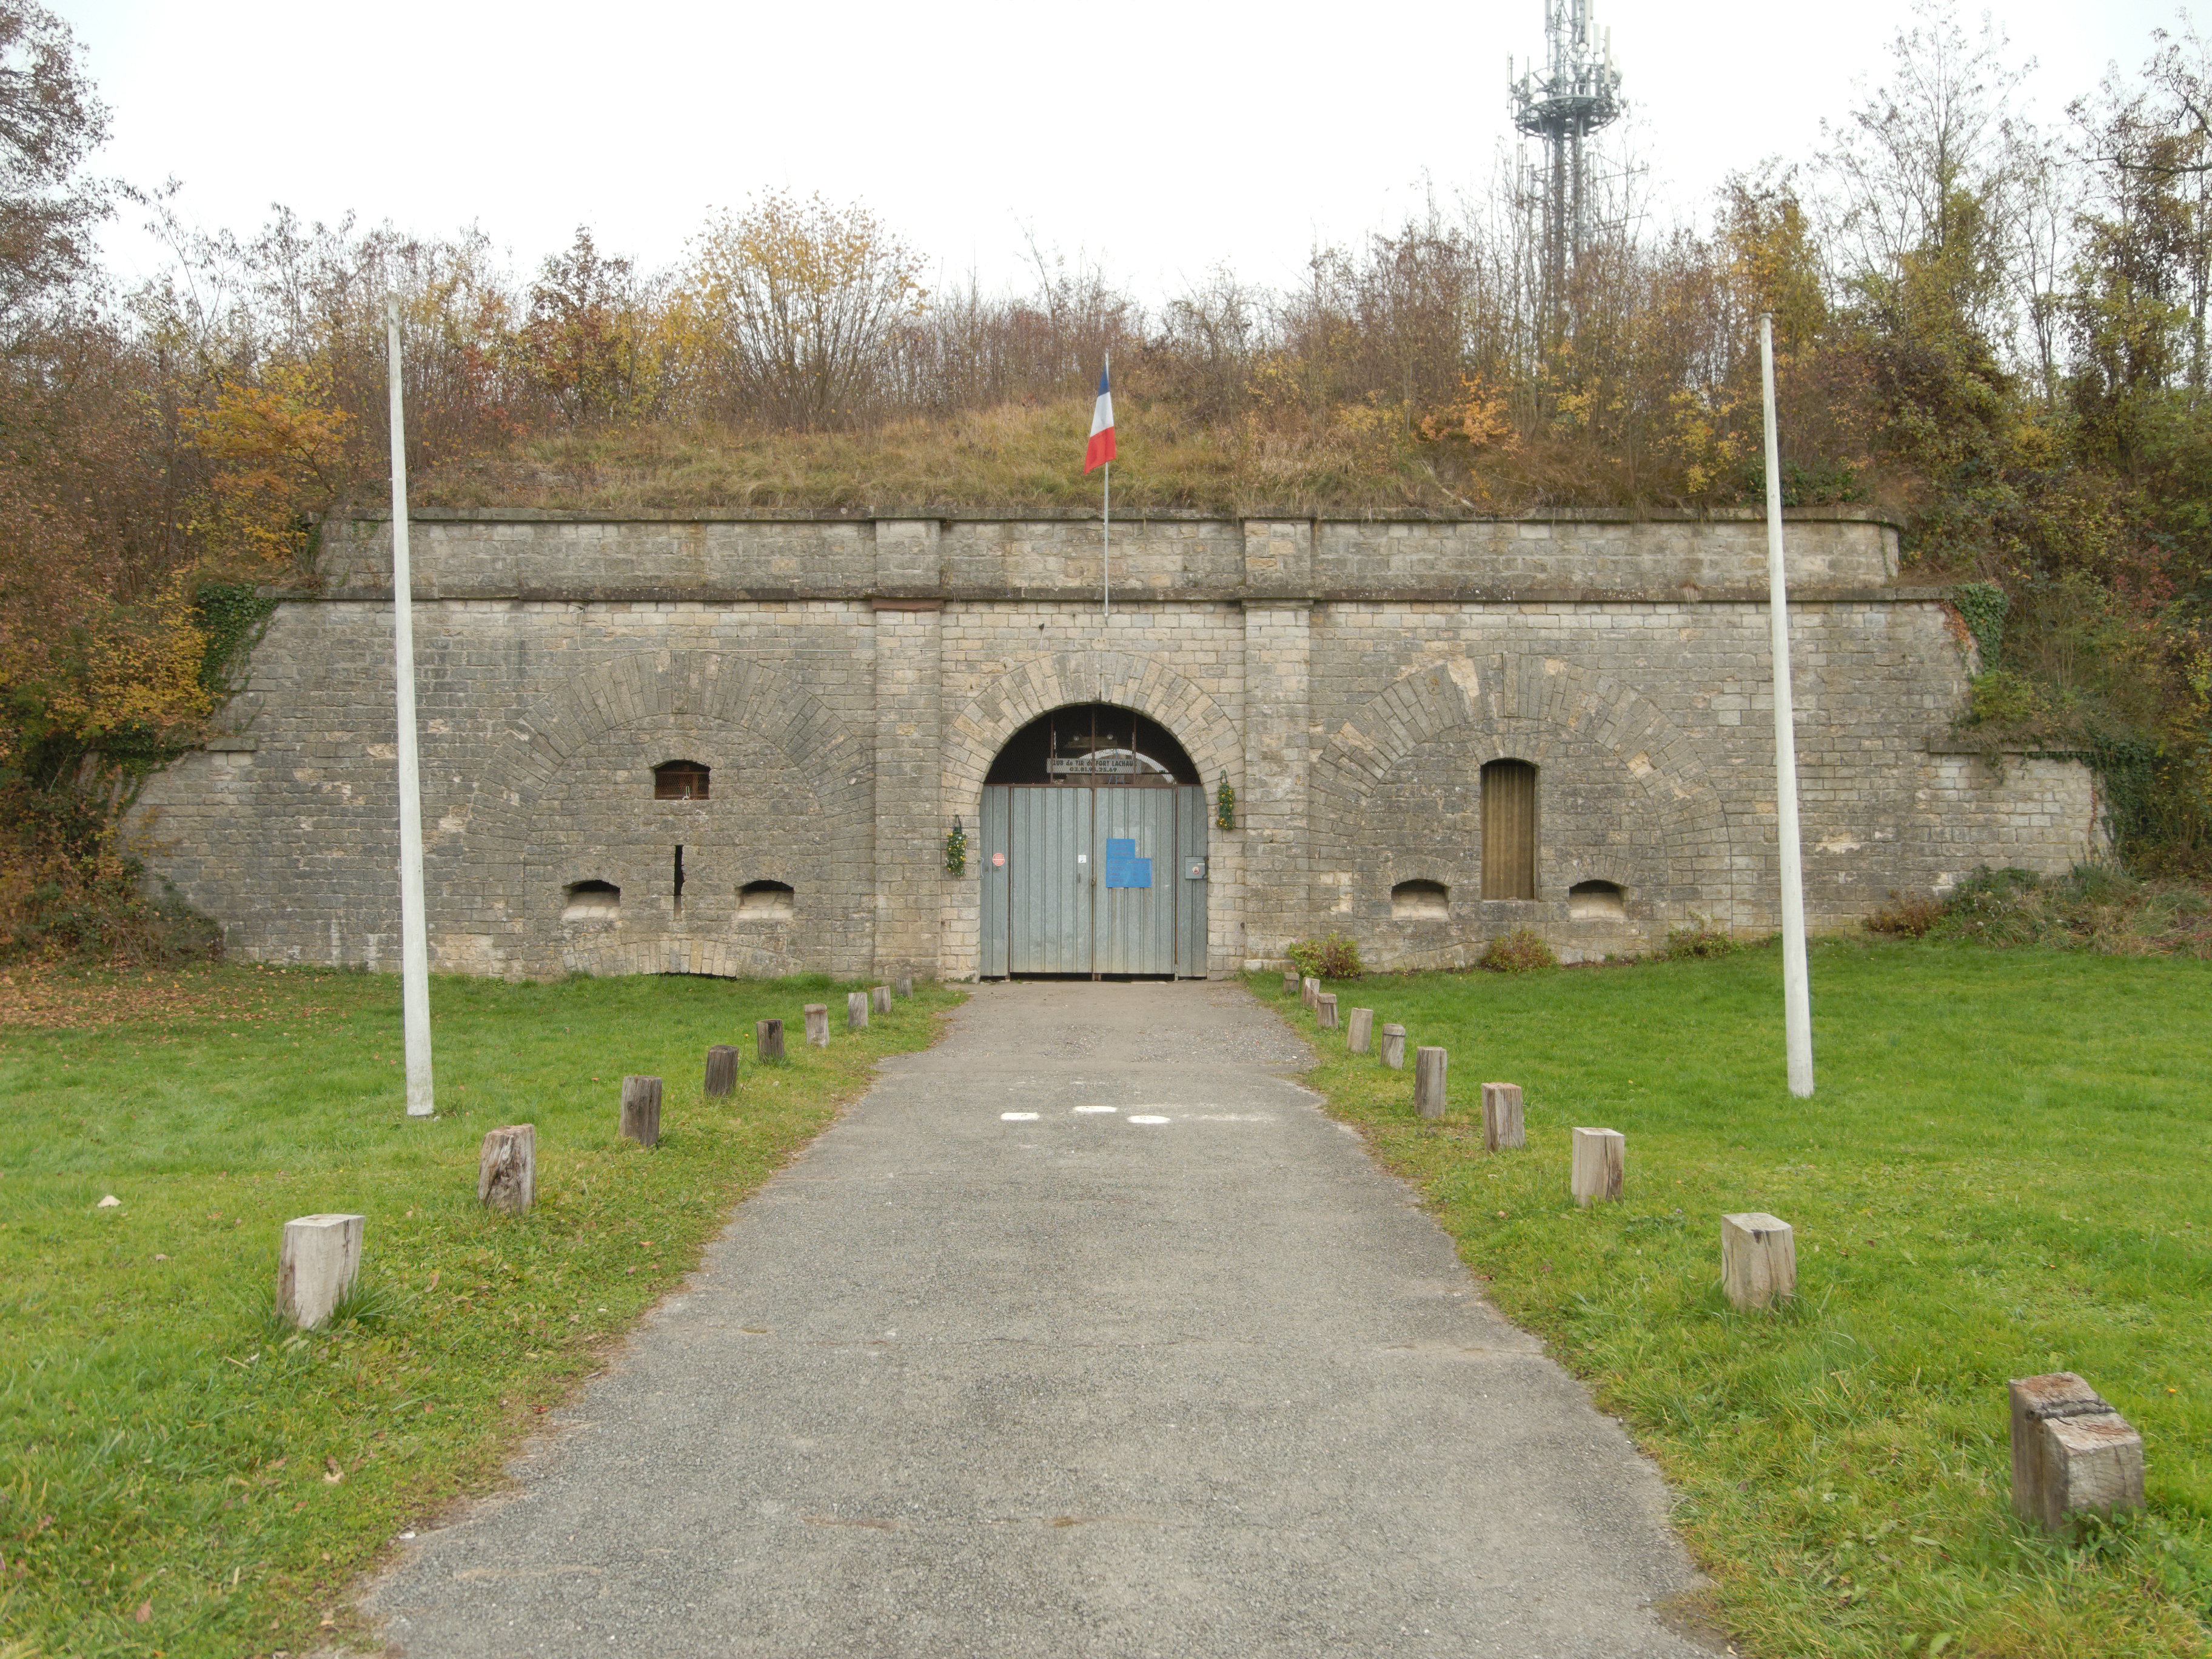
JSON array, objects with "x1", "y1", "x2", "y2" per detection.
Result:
[
  {"x1": 1816, "y1": 0, "x2": 2037, "y2": 344},
  {"x1": 675, "y1": 192, "x2": 927, "y2": 429}
]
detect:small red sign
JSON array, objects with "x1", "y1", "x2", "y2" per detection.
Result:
[{"x1": 991, "y1": 852, "x2": 1005, "y2": 868}]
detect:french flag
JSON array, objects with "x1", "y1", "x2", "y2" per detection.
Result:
[{"x1": 1084, "y1": 360, "x2": 1115, "y2": 474}]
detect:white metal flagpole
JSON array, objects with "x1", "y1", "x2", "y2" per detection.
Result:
[
  {"x1": 1760, "y1": 312, "x2": 1814, "y2": 1098},
  {"x1": 1101, "y1": 346, "x2": 1111, "y2": 621},
  {"x1": 385, "y1": 295, "x2": 435, "y2": 1118}
]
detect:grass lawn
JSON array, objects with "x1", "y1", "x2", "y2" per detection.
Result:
[
  {"x1": 1264, "y1": 940, "x2": 2212, "y2": 1659},
  {"x1": 0, "y1": 964, "x2": 961, "y2": 1659}
]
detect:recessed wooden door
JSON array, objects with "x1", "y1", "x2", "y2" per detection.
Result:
[{"x1": 1481, "y1": 760, "x2": 1538, "y2": 900}]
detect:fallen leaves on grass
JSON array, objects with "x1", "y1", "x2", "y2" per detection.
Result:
[{"x1": 0, "y1": 962, "x2": 340, "y2": 1030}]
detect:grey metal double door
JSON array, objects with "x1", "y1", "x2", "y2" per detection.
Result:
[{"x1": 979, "y1": 784, "x2": 1207, "y2": 977}]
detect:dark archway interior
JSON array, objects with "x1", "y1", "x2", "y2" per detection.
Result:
[{"x1": 985, "y1": 703, "x2": 1199, "y2": 785}]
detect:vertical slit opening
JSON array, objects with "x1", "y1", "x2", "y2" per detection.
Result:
[{"x1": 673, "y1": 844, "x2": 685, "y2": 916}]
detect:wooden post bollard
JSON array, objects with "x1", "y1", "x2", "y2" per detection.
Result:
[
  {"x1": 703, "y1": 1045, "x2": 739, "y2": 1098},
  {"x1": 2009, "y1": 1373, "x2": 2145, "y2": 1534},
  {"x1": 872, "y1": 985, "x2": 891, "y2": 1015},
  {"x1": 804, "y1": 1004, "x2": 829, "y2": 1047},
  {"x1": 1380, "y1": 1024, "x2": 1406, "y2": 1069},
  {"x1": 1720, "y1": 1212, "x2": 1795, "y2": 1310},
  {"x1": 1481, "y1": 1082, "x2": 1526, "y2": 1151},
  {"x1": 1316, "y1": 992, "x2": 1338, "y2": 1030},
  {"x1": 1347, "y1": 1008, "x2": 1373, "y2": 1054},
  {"x1": 620, "y1": 1076, "x2": 663, "y2": 1148},
  {"x1": 897, "y1": 977, "x2": 913, "y2": 999},
  {"x1": 1302, "y1": 976, "x2": 1321, "y2": 1010},
  {"x1": 1282, "y1": 969, "x2": 1300, "y2": 999},
  {"x1": 1570, "y1": 1127, "x2": 1624, "y2": 1206},
  {"x1": 848, "y1": 991, "x2": 869, "y2": 1031},
  {"x1": 1414, "y1": 1047, "x2": 1447, "y2": 1119},
  {"x1": 277, "y1": 1213, "x2": 364, "y2": 1329},
  {"x1": 757, "y1": 1019, "x2": 785, "y2": 1063},
  {"x1": 477, "y1": 1125, "x2": 535, "y2": 1215}
]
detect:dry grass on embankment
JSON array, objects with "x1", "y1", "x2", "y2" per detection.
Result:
[{"x1": 411, "y1": 394, "x2": 1882, "y2": 522}]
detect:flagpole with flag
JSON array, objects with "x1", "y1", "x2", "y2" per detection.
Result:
[{"x1": 1085, "y1": 355, "x2": 1115, "y2": 618}]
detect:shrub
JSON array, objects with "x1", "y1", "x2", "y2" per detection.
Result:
[
  {"x1": 1286, "y1": 933, "x2": 1364, "y2": 979},
  {"x1": 1477, "y1": 925, "x2": 1556, "y2": 973},
  {"x1": 1658, "y1": 914, "x2": 1740, "y2": 960},
  {"x1": 1926, "y1": 866, "x2": 2049, "y2": 948},
  {"x1": 0, "y1": 786, "x2": 223, "y2": 967},
  {"x1": 1916, "y1": 862, "x2": 2212, "y2": 957},
  {"x1": 1865, "y1": 893, "x2": 1943, "y2": 937},
  {"x1": 1964, "y1": 668, "x2": 2040, "y2": 729}
]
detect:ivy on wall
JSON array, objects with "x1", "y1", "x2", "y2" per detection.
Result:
[{"x1": 1951, "y1": 583, "x2": 2009, "y2": 671}]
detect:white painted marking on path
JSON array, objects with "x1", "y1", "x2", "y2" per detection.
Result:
[
  {"x1": 1000, "y1": 1112, "x2": 1040, "y2": 1121},
  {"x1": 1073, "y1": 1105, "x2": 1118, "y2": 1114},
  {"x1": 1127, "y1": 1116, "x2": 1171, "y2": 1125}
]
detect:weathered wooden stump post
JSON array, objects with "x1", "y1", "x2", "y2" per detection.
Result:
[
  {"x1": 848, "y1": 991, "x2": 869, "y2": 1031},
  {"x1": 1316, "y1": 992, "x2": 1338, "y2": 1030},
  {"x1": 1347, "y1": 1008, "x2": 1374, "y2": 1054},
  {"x1": 1302, "y1": 976, "x2": 1320, "y2": 1010},
  {"x1": 278, "y1": 1213, "x2": 364, "y2": 1329},
  {"x1": 1720, "y1": 1212, "x2": 1795, "y2": 1309},
  {"x1": 1570, "y1": 1127, "x2": 1624, "y2": 1206},
  {"x1": 1481, "y1": 1082, "x2": 1526, "y2": 1151},
  {"x1": 1380, "y1": 1024, "x2": 1406, "y2": 1069},
  {"x1": 756, "y1": 1019, "x2": 785, "y2": 1063},
  {"x1": 1414, "y1": 1046, "x2": 1448, "y2": 1119},
  {"x1": 872, "y1": 985, "x2": 891, "y2": 1015},
  {"x1": 2008, "y1": 1373, "x2": 2145, "y2": 1535},
  {"x1": 477, "y1": 1125, "x2": 535, "y2": 1215},
  {"x1": 897, "y1": 977, "x2": 913, "y2": 1000},
  {"x1": 1282, "y1": 968, "x2": 1299, "y2": 999},
  {"x1": 620, "y1": 1076, "x2": 663, "y2": 1148},
  {"x1": 703, "y1": 1045, "x2": 739, "y2": 1098},
  {"x1": 803, "y1": 1004, "x2": 829, "y2": 1047}
]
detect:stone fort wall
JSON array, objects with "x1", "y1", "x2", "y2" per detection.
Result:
[{"x1": 129, "y1": 510, "x2": 2103, "y2": 979}]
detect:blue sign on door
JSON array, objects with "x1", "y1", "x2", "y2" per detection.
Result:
[{"x1": 1102, "y1": 837, "x2": 1151, "y2": 888}]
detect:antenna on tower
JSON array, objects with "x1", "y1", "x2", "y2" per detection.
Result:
[{"x1": 1509, "y1": 0, "x2": 1624, "y2": 341}]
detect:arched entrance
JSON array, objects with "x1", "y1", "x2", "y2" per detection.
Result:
[{"x1": 978, "y1": 705, "x2": 1209, "y2": 979}]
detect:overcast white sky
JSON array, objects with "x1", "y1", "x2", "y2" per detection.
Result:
[{"x1": 56, "y1": 0, "x2": 2195, "y2": 305}]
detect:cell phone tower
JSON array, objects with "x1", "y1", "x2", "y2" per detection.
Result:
[{"x1": 1510, "y1": 0, "x2": 1623, "y2": 335}]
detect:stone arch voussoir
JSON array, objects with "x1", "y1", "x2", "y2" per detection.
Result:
[
  {"x1": 491, "y1": 651, "x2": 865, "y2": 819},
  {"x1": 943, "y1": 649, "x2": 1241, "y2": 797},
  {"x1": 1313, "y1": 652, "x2": 1732, "y2": 893}
]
